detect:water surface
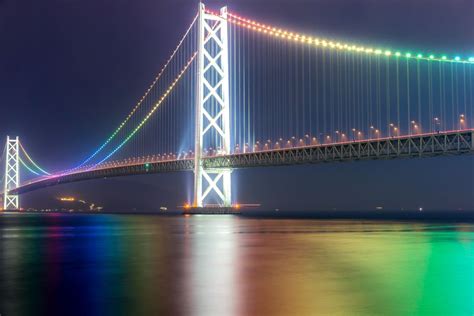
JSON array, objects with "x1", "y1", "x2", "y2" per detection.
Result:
[{"x1": 1, "y1": 213, "x2": 473, "y2": 315}]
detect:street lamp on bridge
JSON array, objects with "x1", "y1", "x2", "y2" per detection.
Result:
[
  {"x1": 434, "y1": 117, "x2": 441, "y2": 133},
  {"x1": 459, "y1": 114, "x2": 466, "y2": 130}
]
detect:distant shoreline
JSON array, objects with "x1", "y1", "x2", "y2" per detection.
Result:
[
  {"x1": 3, "y1": 209, "x2": 474, "y2": 222},
  {"x1": 238, "y1": 210, "x2": 474, "y2": 222}
]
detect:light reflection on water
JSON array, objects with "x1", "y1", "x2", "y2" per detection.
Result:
[{"x1": 0, "y1": 213, "x2": 473, "y2": 315}]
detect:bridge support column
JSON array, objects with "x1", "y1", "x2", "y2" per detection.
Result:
[
  {"x1": 193, "y1": 4, "x2": 232, "y2": 208},
  {"x1": 3, "y1": 136, "x2": 19, "y2": 210}
]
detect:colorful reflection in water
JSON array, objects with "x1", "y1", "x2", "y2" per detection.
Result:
[{"x1": 0, "y1": 214, "x2": 473, "y2": 315}]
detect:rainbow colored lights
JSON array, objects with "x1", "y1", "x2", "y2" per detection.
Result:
[
  {"x1": 19, "y1": 141, "x2": 50, "y2": 175},
  {"x1": 222, "y1": 11, "x2": 474, "y2": 64},
  {"x1": 19, "y1": 157, "x2": 40, "y2": 176},
  {"x1": 16, "y1": 8, "x2": 474, "y2": 186},
  {"x1": 74, "y1": 14, "x2": 199, "y2": 169},
  {"x1": 91, "y1": 52, "x2": 198, "y2": 167}
]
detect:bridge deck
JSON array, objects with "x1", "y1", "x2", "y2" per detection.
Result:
[{"x1": 11, "y1": 130, "x2": 474, "y2": 195}]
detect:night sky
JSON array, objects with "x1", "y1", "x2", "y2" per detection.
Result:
[{"x1": 1, "y1": 0, "x2": 473, "y2": 211}]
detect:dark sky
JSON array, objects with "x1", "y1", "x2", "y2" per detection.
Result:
[{"x1": 1, "y1": 0, "x2": 473, "y2": 211}]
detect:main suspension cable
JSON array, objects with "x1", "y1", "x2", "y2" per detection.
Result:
[
  {"x1": 75, "y1": 14, "x2": 199, "y2": 169},
  {"x1": 91, "y1": 52, "x2": 198, "y2": 167},
  {"x1": 19, "y1": 141, "x2": 50, "y2": 175}
]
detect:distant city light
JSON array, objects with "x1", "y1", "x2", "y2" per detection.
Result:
[{"x1": 59, "y1": 197, "x2": 75, "y2": 202}]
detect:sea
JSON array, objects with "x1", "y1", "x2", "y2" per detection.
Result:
[{"x1": 0, "y1": 212, "x2": 473, "y2": 315}]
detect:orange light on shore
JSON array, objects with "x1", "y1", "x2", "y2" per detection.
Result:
[
  {"x1": 59, "y1": 197, "x2": 75, "y2": 202},
  {"x1": 184, "y1": 203, "x2": 191, "y2": 210}
]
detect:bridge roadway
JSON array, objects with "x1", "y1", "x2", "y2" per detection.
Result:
[{"x1": 11, "y1": 129, "x2": 474, "y2": 195}]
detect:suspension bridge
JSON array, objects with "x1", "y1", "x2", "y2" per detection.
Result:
[{"x1": 2, "y1": 4, "x2": 474, "y2": 211}]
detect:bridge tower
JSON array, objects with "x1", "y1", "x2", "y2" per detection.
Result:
[
  {"x1": 193, "y1": 3, "x2": 232, "y2": 208},
  {"x1": 3, "y1": 136, "x2": 19, "y2": 210}
]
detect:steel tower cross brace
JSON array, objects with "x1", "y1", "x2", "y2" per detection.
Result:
[
  {"x1": 3, "y1": 136, "x2": 19, "y2": 210},
  {"x1": 194, "y1": 3, "x2": 232, "y2": 207}
]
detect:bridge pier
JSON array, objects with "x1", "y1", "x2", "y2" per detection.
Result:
[
  {"x1": 3, "y1": 136, "x2": 20, "y2": 210},
  {"x1": 194, "y1": 3, "x2": 233, "y2": 208},
  {"x1": 184, "y1": 206, "x2": 241, "y2": 215}
]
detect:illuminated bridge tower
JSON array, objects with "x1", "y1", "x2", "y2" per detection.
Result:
[
  {"x1": 193, "y1": 4, "x2": 232, "y2": 208},
  {"x1": 3, "y1": 136, "x2": 20, "y2": 210}
]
